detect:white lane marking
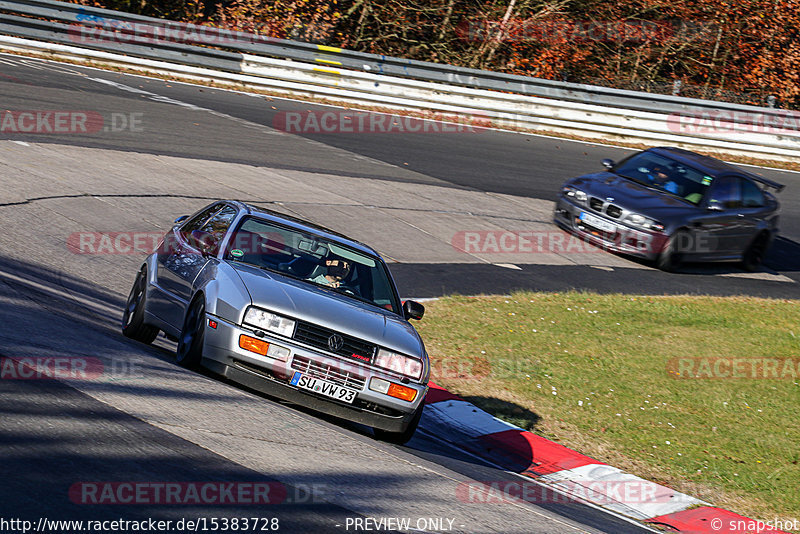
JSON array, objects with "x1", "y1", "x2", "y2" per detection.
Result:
[
  {"x1": 11, "y1": 141, "x2": 30, "y2": 146},
  {"x1": 13, "y1": 58, "x2": 46, "y2": 70},
  {"x1": 86, "y1": 76, "x2": 295, "y2": 138},
  {"x1": 720, "y1": 271, "x2": 796, "y2": 283},
  {"x1": 88, "y1": 77, "x2": 204, "y2": 110},
  {"x1": 494, "y1": 263, "x2": 522, "y2": 270}
]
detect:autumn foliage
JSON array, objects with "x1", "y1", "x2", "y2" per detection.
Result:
[{"x1": 69, "y1": 0, "x2": 800, "y2": 108}]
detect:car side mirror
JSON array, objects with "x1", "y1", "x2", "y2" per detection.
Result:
[
  {"x1": 602, "y1": 158, "x2": 615, "y2": 169},
  {"x1": 402, "y1": 300, "x2": 425, "y2": 321},
  {"x1": 174, "y1": 215, "x2": 189, "y2": 224}
]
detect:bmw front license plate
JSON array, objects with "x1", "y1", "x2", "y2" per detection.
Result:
[
  {"x1": 579, "y1": 212, "x2": 616, "y2": 233},
  {"x1": 290, "y1": 372, "x2": 357, "y2": 404}
]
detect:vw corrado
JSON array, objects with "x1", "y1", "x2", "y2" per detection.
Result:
[
  {"x1": 122, "y1": 201, "x2": 429, "y2": 443},
  {"x1": 554, "y1": 147, "x2": 784, "y2": 271}
]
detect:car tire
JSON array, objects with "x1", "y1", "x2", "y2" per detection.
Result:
[
  {"x1": 122, "y1": 266, "x2": 159, "y2": 344},
  {"x1": 373, "y1": 402, "x2": 424, "y2": 445},
  {"x1": 176, "y1": 296, "x2": 205, "y2": 369},
  {"x1": 742, "y1": 232, "x2": 769, "y2": 272},
  {"x1": 656, "y1": 230, "x2": 688, "y2": 272}
]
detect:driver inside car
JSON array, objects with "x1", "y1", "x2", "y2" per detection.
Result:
[
  {"x1": 646, "y1": 165, "x2": 680, "y2": 195},
  {"x1": 308, "y1": 259, "x2": 352, "y2": 288}
]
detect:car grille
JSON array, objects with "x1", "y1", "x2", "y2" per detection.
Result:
[
  {"x1": 291, "y1": 355, "x2": 366, "y2": 390},
  {"x1": 606, "y1": 204, "x2": 622, "y2": 218},
  {"x1": 589, "y1": 197, "x2": 623, "y2": 219},
  {"x1": 293, "y1": 321, "x2": 377, "y2": 363}
]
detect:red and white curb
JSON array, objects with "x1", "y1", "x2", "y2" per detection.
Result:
[{"x1": 422, "y1": 383, "x2": 789, "y2": 534}]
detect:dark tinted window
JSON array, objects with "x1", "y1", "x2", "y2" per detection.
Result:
[
  {"x1": 707, "y1": 178, "x2": 742, "y2": 209},
  {"x1": 741, "y1": 179, "x2": 766, "y2": 208},
  {"x1": 182, "y1": 204, "x2": 222, "y2": 233},
  {"x1": 199, "y1": 205, "x2": 238, "y2": 254},
  {"x1": 225, "y1": 217, "x2": 401, "y2": 314}
]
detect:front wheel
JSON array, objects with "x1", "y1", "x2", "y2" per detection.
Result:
[
  {"x1": 374, "y1": 402, "x2": 424, "y2": 445},
  {"x1": 122, "y1": 267, "x2": 159, "y2": 344},
  {"x1": 656, "y1": 230, "x2": 689, "y2": 272},
  {"x1": 176, "y1": 297, "x2": 205, "y2": 369}
]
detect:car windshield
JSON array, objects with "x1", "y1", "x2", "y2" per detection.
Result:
[
  {"x1": 613, "y1": 152, "x2": 713, "y2": 205},
  {"x1": 223, "y1": 217, "x2": 401, "y2": 314}
]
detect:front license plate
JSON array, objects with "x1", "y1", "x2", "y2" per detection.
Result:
[
  {"x1": 579, "y1": 211, "x2": 617, "y2": 233},
  {"x1": 290, "y1": 372, "x2": 358, "y2": 404}
]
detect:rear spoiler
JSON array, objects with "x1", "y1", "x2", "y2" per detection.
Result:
[{"x1": 750, "y1": 174, "x2": 785, "y2": 193}]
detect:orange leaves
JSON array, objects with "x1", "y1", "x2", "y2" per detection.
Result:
[{"x1": 69, "y1": 0, "x2": 800, "y2": 107}]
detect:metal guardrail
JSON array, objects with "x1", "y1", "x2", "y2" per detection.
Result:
[
  {"x1": 0, "y1": 0, "x2": 790, "y2": 118},
  {"x1": 0, "y1": 0, "x2": 797, "y2": 161}
]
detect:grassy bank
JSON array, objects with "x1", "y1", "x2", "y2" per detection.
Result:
[{"x1": 416, "y1": 292, "x2": 800, "y2": 525}]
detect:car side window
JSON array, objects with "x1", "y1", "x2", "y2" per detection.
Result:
[
  {"x1": 182, "y1": 205, "x2": 223, "y2": 234},
  {"x1": 707, "y1": 178, "x2": 742, "y2": 209},
  {"x1": 740, "y1": 179, "x2": 766, "y2": 208},
  {"x1": 198, "y1": 205, "x2": 238, "y2": 254}
]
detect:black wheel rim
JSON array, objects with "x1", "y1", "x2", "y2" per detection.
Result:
[{"x1": 177, "y1": 301, "x2": 204, "y2": 361}]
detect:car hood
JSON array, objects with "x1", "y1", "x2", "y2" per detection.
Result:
[
  {"x1": 231, "y1": 263, "x2": 424, "y2": 358},
  {"x1": 572, "y1": 172, "x2": 695, "y2": 218}
]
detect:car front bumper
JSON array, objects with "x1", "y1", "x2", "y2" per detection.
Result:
[
  {"x1": 202, "y1": 316, "x2": 427, "y2": 433},
  {"x1": 553, "y1": 197, "x2": 668, "y2": 261}
]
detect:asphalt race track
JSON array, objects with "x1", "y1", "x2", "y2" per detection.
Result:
[{"x1": 1, "y1": 53, "x2": 798, "y2": 533}]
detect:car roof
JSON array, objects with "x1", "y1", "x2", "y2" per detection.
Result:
[{"x1": 231, "y1": 201, "x2": 381, "y2": 258}]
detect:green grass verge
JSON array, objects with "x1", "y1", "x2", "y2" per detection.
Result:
[{"x1": 416, "y1": 292, "x2": 800, "y2": 526}]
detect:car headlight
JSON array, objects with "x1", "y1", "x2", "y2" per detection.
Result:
[
  {"x1": 562, "y1": 185, "x2": 587, "y2": 204},
  {"x1": 374, "y1": 348, "x2": 423, "y2": 380},
  {"x1": 625, "y1": 213, "x2": 665, "y2": 232},
  {"x1": 243, "y1": 307, "x2": 296, "y2": 337}
]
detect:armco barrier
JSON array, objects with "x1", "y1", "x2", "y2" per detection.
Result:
[{"x1": 0, "y1": 0, "x2": 798, "y2": 161}]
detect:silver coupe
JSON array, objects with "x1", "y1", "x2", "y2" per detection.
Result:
[{"x1": 122, "y1": 201, "x2": 429, "y2": 444}]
